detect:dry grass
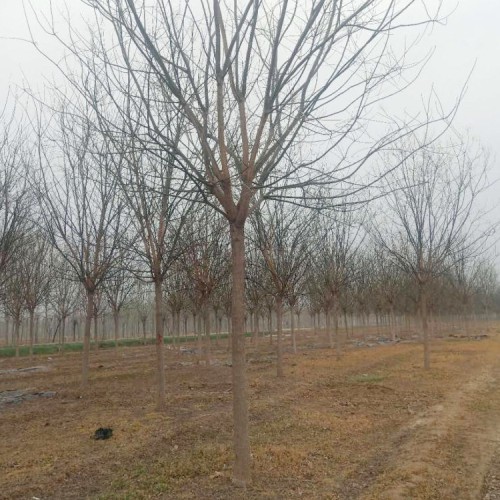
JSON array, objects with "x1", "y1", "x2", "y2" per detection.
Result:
[{"x1": 1, "y1": 324, "x2": 500, "y2": 499}]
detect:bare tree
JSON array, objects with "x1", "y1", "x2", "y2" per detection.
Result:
[
  {"x1": 21, "y1": 234, "x2": 53, "y2": 358},
  {"x1": 370, "y1": 136, "x2": 491, "y2": 368},
  {"x1": 51, "y1": 257, "x2": 80, "y2": 352},
  {"x1": 32, "y1": 0, "x2": 456, "y2": 483},
  {"x1": 183, "y1": 210, "x2": 229, "y2": 365},
  {"x1": 3, "y1": 246, "x2": 26, "y2": 356},
  {"x1": 104, "y1": 260, "x2": 135, "y2": 348},
  {"x1": 251, "y1": 201, "x2": 312, "y2": 376},
  {"x1": 33, "y1": 100, "x2": 126, "y2": 387},
  {"x1": 313, "y1": 208, "x2": 364, "y2": 358},
  {"x1": 0, "y1": 108, "x2": 30, "y2": 287}
]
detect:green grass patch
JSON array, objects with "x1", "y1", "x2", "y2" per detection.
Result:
[
  {"x1": 0, "y1": 332, "x2": 239, "y2": 358},
  {"x1": 348, "y1": 373, "x2": 386, "y2": 384}
]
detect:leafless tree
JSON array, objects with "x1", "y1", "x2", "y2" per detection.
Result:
[
  {"x1": 313, "y1": 208, "x2": 364, "y2": 358},
  {"x1": 0, "y1": 108, "x2": 31, "y2": 287},
  {"x1": 50, "y1": 257, "x2": 80, "y2": 352},
  {"x1": 3, "y1": 246, "x2": 26, "y2": 357},
  {"x1": 32, "y1": 99, "x2": 126, "y2": 387},
  {"x1": 251, "y1": 200, "x2": 312, "y2": 375},
  {"x1": 21, "y1": 234, "x2": 53, "y2": 358},
  {"x1": 370, "y1": 136, "x2": 492, "y2": 368},
  {"x1": 104, "y1": 259, "x2": 136, "y2": 348},
  {"x1": 31, "y1": 0, "x2": 457, "y2": 482},
  {"x1": 183, "y1": 209, "x2": 229, "y2": 364}
]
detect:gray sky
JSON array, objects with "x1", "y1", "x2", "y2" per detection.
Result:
[{"x1": 0, "y1": 0, "x2": 499, "y2": 261}]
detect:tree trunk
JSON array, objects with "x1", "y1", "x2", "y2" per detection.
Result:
[
  {"x1": 215, "y1": 311, "x2": 220, "y2": 347},
  {"x1": 5, "y1": 315, "x2": 10, "y2": 346},
  {"x1": 268, "y1": 309, "x2": 273, "y2": 345},
  {"x1": 389, "y1": 304, "x2": 396, "y2": 341},
  {"x1": 419, "y1": 283, "x2": 430, "y2": 370},
  {"x1": 326, "y1": 307, "x2": 333, "y2": 348},
  {"x1": 255, "y1": 314, "x2": 259, "y2": 347},
  {"x1": 154, "y1": 278, "x2": 166, "y2": 410},
  {"x1": 204, "y1": 303, "x2": 211, "y2": 366},
  {"x1": 196, "y1": 311, "x2": 203, "y2": 361},
  {"x1": 82, "y1": 289, "x2": 94, "y2": 388},
  {"x1": 276, "y1": 296, "x2": 284, "y2": 378},
  {"x1": 290, "y1": 305, "x2": 297, "y2": 354},
  {"x1": 29, "y1": 309, "x2": 35, "y2": 359},
  {"x1": 333, "y1": 299, "x2": 341, "y2": 361},
  {"x1": 142, "y1": 318, "x2": 147, "y2": 345},
  {"x1": 113, "y1": 309, "x2": 120, "y2": 348},
  {"x1": 229, "y1": 222, "x2": 250, "y2": 486},
  {"x1": 93, "y1": 310, "x2": 99, "y2": 351},
  {"x1": 343, "y1": 309, "x2": 349, "y2": 339},
  {"x1": 14, "y1": 318, "x2": 20, "y2": 358},
  {"x1": 60, "y1": 316, "x2": 66, "y2": 354}
]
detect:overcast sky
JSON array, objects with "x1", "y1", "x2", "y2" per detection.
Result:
[{"x1": 0, "y1": 0, "x2": 499, "y2": 261}]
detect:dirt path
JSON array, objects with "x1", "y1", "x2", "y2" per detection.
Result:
[{"x1": 359, "y1": 341, "x2": 500, "y2": 499}]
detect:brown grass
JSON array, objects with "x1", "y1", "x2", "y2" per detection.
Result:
[{"x1": 1, "y1": 324, "x2": 500, "y2": 499}]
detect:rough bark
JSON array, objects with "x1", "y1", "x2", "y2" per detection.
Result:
[
  {"x1": 29, "y1": 310, "x2": 35, "y2": 359},
  {"x1": 113, "y1": 310, "x2": 120, "y2": 348},
  {"x1": 229, "y1": 223, "x2": 250, "y2": 486},
  {"x1": 276, "y1": 296, "x2": 284, "y2": 377},
  {"x1": 154, "y1": 278, "x2": 166, "y2": 410},
  {"x1": 14, "y1": 319, "x2": 20, "y2": 358},
  {"x1": 419, "y1": 283, "x2": 430, "y2": 370},
  {"x1": 60, "y1": 316, "x2": 66, "y2": 354},
  {"x1": 203, "y1": 303, "x2": 211, "y2": 366},
  {"x1": 82, "y1": 289, "x2": 94, "y2": 388},
  {"x1": 290, "y1": 305, "x2": 297, "y2": 354}
]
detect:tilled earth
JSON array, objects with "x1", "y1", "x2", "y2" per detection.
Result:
[{"x1": 2, "y1": 325, "x2": 500, "y2": 499}]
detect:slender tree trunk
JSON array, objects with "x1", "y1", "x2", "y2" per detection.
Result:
[
  {"x1": 227, "y1": 315, "x2": 232, "y2": 352},
  {"x1": 113, "y1": 309, "x2": 120, "y2": 349},
  {"x1": 35, "y1": 315, "x2": 39, "y2": 344},
  {"x1": 204, "y1": 303, "x2": 211, "y2": 366},
  {"x1": 343, "y1": 309, "x2": 349, "y2": 339},
  {"x1": 276, "y1": 296, "x2": 284, "y2": 378},
  {"x1": 5, "y1": 315, "x2": 10, "y2": 346},
  {"x1": 229, "y1": 222, "x2": 250, "y2": 486},
  {"x1": 82, "y1": 289, "x2": 94, "y2": 388},
  {"x1": 255, "y1": 314, "x2": 259, "y2": 347},
  {"x1": 290, "y1": 305, "x2": 297, "y2": 354},
  {"x1": 14, "y1": 317, "x2": 20, "y2": 358},
  {"x1": 29, "y1": 309, "x2": 35, "y2": 359},
  {"x1": 101, "y1": 315, "x2": 106, "y2": 341},
  {"x1": 61, "y1": 316, "x2": 66, "y2": 354},
  {"x1": 196, "y1": 311, "x2": 203, "y2": 360},
  {"x1": 250, "y1": 311, "x2": 255, "y2": 344},
  {"x1": 93, "y1": 310, "x2": 99, "y2": 351},
  {"x1": 334, "y1": 299, "x2": 341, "y2": 361},
  {"x1": 215, "y1": 312, "x2": 220, "y2": 347},
  {"x1": 268, "y1": 309, "x2": 273, "y2": 345},
  {"x1": 389, "y1": 304, "x2": 396, "y2": 341},
  {"x1": 326, "y1": 307, "x2": 333, "y2": 348},
  {"x1": 154, "y1": 278, "x2": 166, "y2": 410},
  {"x1": 142, "y1": 318, "x2": 147, "y2": 346},
  {"x1": 419, "y1": 282, "x2": 430, "y2": 370}
]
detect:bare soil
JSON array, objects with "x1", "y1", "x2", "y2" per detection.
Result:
[{"x1": 2, "y1": 325, "x2": 500, "y2": 499}]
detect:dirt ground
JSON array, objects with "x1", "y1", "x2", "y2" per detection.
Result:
[{"x1": 2, "y1": 324, "x2": 500, "y2": 499}]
